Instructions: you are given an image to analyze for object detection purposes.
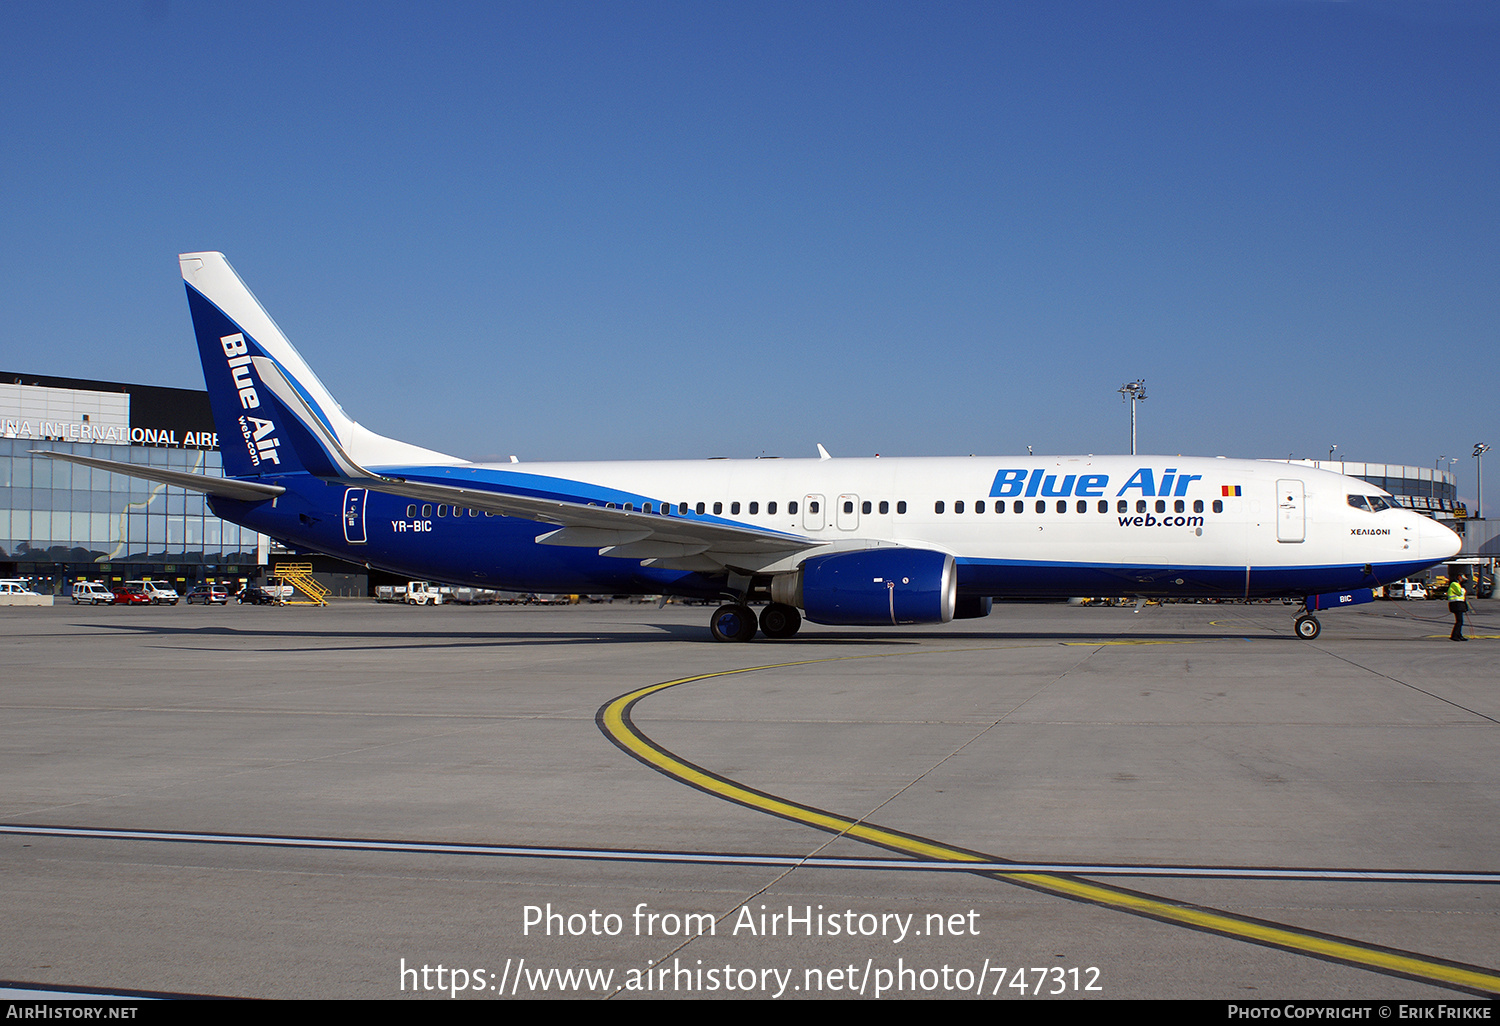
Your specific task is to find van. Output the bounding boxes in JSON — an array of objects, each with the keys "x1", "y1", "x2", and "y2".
[
  {"x1": 70, "y1": 581, "x2": 115, "y2": 605},
  {"x1": 125, "y1": 580, "x2": 180, "y2": 605}
]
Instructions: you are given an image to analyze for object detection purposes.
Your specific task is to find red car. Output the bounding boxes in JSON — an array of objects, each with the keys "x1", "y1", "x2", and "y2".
[{"x1": 111, "y1": 585, "x2": 154, "y2": 605}]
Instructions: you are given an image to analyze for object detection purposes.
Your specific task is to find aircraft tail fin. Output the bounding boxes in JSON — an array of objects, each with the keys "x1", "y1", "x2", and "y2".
[{"x1": 179, "y1": 252, "x2": 461, "y2": 478}]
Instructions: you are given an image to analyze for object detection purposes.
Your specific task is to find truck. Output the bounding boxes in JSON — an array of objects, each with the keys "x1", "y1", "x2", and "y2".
[{"x1": 403, "y1": 582, "x2": 448, "y2": 606}]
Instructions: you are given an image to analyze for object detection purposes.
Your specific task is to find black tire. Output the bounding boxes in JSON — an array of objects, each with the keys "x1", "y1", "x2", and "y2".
[
  {"x1": 758, "y1": 603, "x2": 802, "y2": 639},
  {"x1": 1295, "y1": 615, "x2": 1321, "y2": 640},
  {"x1": 710, "y1": 603, "x2": 757, "y2": 642}
]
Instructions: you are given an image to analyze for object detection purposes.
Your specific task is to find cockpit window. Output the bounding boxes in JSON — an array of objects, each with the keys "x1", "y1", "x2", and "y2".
[
  {"x1": 1367, "y1": 495, "x2": 1394, "y2": 511},
  {"x1": 1347, "y1": 495, "x2": 1370, "y2": 511}
]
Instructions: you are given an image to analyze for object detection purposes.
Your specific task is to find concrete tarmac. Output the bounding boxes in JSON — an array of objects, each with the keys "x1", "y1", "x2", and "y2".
[{"x1": 1, "y1": 597, "x2": 1496, "y2": 1000}]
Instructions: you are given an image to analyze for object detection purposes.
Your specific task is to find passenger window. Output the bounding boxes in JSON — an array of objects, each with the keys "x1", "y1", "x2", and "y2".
[
  {"x1": 896, "y1": 501, "x2": 906, "y2": 514},
  {"x1": 862, "y1": 500, "x2": 872, "y2": 514},
  {"x1": 1098, "y1": 500, "x2": 1108, "y2": 513},
  {"x1": 437, "y1": 504, "x2": 447, "y2": 517},
  {"x1": 1057, "y1": 500, "x2": 1067, "y2": 513},
  {"x1": 1036, "y1": 500, "x2": 1046, "y2": 513},
  {"x1": 767, "y1": 501, "x2": 777, "y2": 515},
  {"x1": 843, "y1": 500, "x2": 854, "y2": 514},
  {"x1": 406, "y1": 504, "x2": 416, "y2": 518},
  {"x1": 975, "y1": 500, "x2": 985, "y2": 514},
  {"x1": 1155, "y1": 500, "x2": 1166, "y2": 513},
  {"x1": 1013, "y1": 500, "x2": 1023, "y2": 513},
  {"x1": 1136, "y1": 500, "x2": 1147, "y2": 513},
  {"x1": 696, "y1": 502, "x2": 705, "y2": 514},
  {"x1": 954, "y1": 500, "x2": 964, "y2": 514},
  {"x1": 1077, "y1": 500, "x2": 1087, "y2": 513},
  {"x1": 749, "y1": 502, "x2": 758, "y2": 514},
  {"x1": 1118, "y1": 500, "x2": 1127, "y2": 513},
  {"x1": 810, "y1": 500, "x2": 820, "y2": 513},
  {"x1": 1212, "y1": 499, "x2": 1223, "y2": 513},
  {"x1": 1175, "y1": 500, "x2": 1185, "y2": 513},
  {"x1": 713, "y1": 502, "x2": 722, "y2": 515},
  {"x1": 1193, "y1": 500, "x2": 1203, "y2": 513},
  {"x1": 878, "y1": 501, "x2": 888, "y2": 514},
  {"x1": 935, "y1": 501, "x2": 945, "y2": 514},
  {"x1": 624, "y1": 503, "x2": 634, "y2": 511},
  {"x1": 731, "y1": 502, "x2": 741, "y2": 515},
  {"x1": 789, "y1": 501, "x2": 798, "y2": 514}
]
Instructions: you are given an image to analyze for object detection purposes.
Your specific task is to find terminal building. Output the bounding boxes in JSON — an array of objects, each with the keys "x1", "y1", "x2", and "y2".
[
  {"x1": 1276, "y1": 459, "x2": 1462, "y2": 516},
  {"x1": 3, "y1": 371, "x2": 1489, "y2": 595},
  {"x1": 1, "y1": 372, "x2": 270, "y2": 595}
]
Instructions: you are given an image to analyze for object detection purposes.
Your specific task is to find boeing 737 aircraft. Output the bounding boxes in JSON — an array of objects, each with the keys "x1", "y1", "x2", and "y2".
[{"x1": 41, "y1": 253, "x2": 1461, "y2": 641}]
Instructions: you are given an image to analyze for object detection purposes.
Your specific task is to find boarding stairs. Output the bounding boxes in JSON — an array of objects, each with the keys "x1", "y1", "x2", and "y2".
[{"x1": 272, "y1": 563, "x2": 329, "y2": 606}]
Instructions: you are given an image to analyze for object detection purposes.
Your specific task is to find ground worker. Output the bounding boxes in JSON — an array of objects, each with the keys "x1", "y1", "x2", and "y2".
[{"x1": 1448, "y1": 572, "x2": 1469, "y2": 641}]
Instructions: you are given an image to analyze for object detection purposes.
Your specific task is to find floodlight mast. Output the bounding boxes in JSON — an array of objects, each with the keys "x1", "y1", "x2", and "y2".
[
  {"x1": 1475, "y1": 443, "x2": 1490, "y2": 519},
  {"x1": 1118, "y1": 380, "x2": 1147, "y2": 456}
]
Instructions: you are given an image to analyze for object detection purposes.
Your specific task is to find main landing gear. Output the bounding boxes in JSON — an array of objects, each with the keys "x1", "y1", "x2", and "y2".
[{"x1": 710, "y1": 602, "x2": 802, "y2": 642}]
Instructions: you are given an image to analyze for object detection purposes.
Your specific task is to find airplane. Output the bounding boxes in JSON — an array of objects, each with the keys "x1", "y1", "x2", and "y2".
[{"x1": 40, "y1": 252, "x2": 1462, "y2": 642}]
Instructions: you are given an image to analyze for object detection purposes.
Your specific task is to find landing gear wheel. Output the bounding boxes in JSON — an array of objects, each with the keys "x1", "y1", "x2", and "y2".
[
  {"x1": 758, "y1": 603, "x2": 802, "y2": 639},
  {"x1": 1294, "y1": 614, "x2": 1321, "y2": 640},
  {"x1": 710, "y1": 603, "x2": 758, "y2": 642}
]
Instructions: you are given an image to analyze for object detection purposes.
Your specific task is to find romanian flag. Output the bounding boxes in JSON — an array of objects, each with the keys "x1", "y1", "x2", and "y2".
[{"x1": 1221, "y1": 485, "x2": 1241, "y2": 496}]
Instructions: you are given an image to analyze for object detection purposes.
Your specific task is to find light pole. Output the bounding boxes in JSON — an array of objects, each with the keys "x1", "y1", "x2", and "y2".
[
  {"x1": 1475, "y1": 444, "x2": 1490, "y2": 519},
  {"x1": 1118, "y1": 380, "x2": 1146, "y2": 456},
  {"x1": 1435, "y1": 456, "x2": 1445, "y2": 500}
]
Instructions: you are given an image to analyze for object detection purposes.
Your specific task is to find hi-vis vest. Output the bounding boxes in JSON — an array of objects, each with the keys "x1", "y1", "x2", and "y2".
[{"x1": 1448, "y1": 579, "x2": 1466, "y2": 602}]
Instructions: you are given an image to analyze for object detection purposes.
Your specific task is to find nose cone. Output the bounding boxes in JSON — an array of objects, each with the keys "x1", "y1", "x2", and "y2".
[{"x1": 1418, "y1": 515, "x2": 1462, "y2": 563}]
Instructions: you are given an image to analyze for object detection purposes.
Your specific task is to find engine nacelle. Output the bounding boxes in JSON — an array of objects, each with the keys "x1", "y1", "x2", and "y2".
[{"x1": 774, "y1": 548, "x2": 957, "y2": 626}]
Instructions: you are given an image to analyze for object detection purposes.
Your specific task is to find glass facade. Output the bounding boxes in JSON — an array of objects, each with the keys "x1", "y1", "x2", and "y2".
[{"x1": 0, "y1": 439, "x2": 265, "y2": 571}]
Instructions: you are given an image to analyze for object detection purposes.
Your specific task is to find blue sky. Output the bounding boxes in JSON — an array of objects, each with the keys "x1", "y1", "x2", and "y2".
[{"x1": 1, "y1": 2, "x2": 1495, "y2": 496}]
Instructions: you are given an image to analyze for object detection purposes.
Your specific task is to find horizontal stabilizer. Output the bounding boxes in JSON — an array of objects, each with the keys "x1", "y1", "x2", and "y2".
[{"x1": 34, "y1": 451, "x2": 285, "y2": 501}]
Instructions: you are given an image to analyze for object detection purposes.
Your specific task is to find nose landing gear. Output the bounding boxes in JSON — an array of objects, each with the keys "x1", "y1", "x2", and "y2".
[{"x1": 1294, "y1": 613, "x2": 1321, "y2": 640}]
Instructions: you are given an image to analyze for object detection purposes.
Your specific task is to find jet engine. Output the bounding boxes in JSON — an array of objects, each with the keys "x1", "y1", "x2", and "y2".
[{"x1": 772, "y1": 548, "x2": 957, "y2": 626}]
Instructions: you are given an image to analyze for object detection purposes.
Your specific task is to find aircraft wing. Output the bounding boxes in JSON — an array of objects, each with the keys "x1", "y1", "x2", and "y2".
[{"x1": 353, "y1": 471, "x2": 818, "y2": 563}]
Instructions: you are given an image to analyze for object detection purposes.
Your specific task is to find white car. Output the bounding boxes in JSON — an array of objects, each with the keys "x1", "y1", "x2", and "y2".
[{"x1": 0, "y1": 580, "x2": 54, "y2": 607}]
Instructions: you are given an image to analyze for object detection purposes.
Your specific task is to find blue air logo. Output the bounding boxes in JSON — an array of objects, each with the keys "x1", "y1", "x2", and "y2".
[
  {"x1": 221, "y1": 333, "x2": 260, "y2": 410},
  {"x1": 990, "y1": 467, "x2": 1204, "y2": 498},
  {"x1": 222, "y1": 333, "x2": 282, "y2": 468}
]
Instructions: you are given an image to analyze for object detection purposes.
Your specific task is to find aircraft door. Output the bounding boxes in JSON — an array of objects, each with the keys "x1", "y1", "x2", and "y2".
[
  {"x1": 1276, "y1": 479, "x2": 1304, "y2": 543},
  {"x1": 343, "y1": 487, "x2": 368, "y2": 544},
  {"x1": 803, "y1": 494, "x2": 826, "y2": 531},
  {"x1": 837, "y1": 494, "x2": 860, "y2": 531}
]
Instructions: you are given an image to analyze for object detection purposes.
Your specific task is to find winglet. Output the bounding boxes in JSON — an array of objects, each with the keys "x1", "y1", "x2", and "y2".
[{"x1": 817, "y1": 443, "x2": 832, "y2": 460}]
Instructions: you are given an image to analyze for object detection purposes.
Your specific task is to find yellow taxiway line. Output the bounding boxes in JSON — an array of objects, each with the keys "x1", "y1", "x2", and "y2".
[{"x1": 597, "y1": 650, "x2": 1500, "y2": 996}]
